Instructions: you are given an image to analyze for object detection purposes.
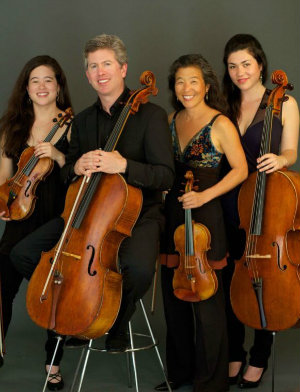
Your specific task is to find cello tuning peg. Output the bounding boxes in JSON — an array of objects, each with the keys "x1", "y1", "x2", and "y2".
[{"x1": 285, "y1": 83, "x2": 294, "y2": 91}]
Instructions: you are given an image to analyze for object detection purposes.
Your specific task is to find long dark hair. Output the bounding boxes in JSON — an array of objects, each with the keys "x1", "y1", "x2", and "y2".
[
  {"x1": 168, "y1": 54, "x2": 227, "y2": 114},
  {"x1": 222, "y1": 34, "x2": 268, "y2": 123},
  {"x1": 0, "y1": 55, "x2": 72, "y2": 157}
]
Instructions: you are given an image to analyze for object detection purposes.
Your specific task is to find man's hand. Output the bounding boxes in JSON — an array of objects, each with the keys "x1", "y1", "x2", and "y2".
[{"x1": 74, "y1": 150, "x2": 127, "y2": 177}]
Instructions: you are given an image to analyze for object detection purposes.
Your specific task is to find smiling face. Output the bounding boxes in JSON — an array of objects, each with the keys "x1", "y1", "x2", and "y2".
[
  {"x1": 227, "y1": 49, "x2": 262, "y2": 92},
  {"x1": 27, "y1": 65, "x2": 59, "y2": 107},
  {"x1": 174, "y1": 66, "x2": 209, "y2": 109},
  {"x1": 85, "y1": 48, "x2": 127, "y2": 102}
]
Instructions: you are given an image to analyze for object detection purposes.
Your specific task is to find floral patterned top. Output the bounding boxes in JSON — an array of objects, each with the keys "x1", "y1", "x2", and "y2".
[{"x1": 170, "y1": 113, "x2": 223, "y2": 168}]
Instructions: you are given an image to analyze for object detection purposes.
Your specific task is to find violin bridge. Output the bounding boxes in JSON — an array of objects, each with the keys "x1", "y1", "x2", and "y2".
[{"x1": 61, "y1": 251, "x2": 81, "y2": 260}]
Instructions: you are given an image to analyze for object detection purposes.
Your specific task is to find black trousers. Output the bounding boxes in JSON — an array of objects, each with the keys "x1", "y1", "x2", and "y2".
[
  {"x1": 10, "y1": 217, "x2": 65, "y2": 365},
  {"x1": 222, "y1": 256, "x2": 273, "y2": 368},
  {"x1": 161, "y1": 266, "x2": 228, "y2": 392},
  {"x1": 11, "y1": 216, "x2": 160, "y2": 341}
]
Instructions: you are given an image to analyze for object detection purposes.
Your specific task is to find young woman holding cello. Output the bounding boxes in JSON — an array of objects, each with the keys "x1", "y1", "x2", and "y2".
[
  {"x1": 0, "y1": 55, "x2": 72, "y2": 390},
  {"x1": 156, "y1": 54, "x2": 247, "y2": 392},
  {"x1": 221, "y1": 34, "x2": 299, "y2": 388}
]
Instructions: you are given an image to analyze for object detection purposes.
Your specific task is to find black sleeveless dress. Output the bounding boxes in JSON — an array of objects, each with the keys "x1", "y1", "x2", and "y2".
[
  {"x1": 221, "y1": 89, "x2": 283, "y2": 367},
  {"x1": 160, "y1": 113, "x2": 229, "y2": 392},
  {"x1": 161, "y1": 112, "x2": 227, "y2": 263}
]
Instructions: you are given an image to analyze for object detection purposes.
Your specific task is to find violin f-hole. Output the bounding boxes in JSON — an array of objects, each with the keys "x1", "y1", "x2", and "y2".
[
  {"x1": 25, "y1": 180, "x2": 31, "y2": 197},
  {"x1": 87, "y1": 245, "x2": 97, "y2": 276},
  {"x1": 272, "y1": 241, "x2": 287, "y2": 271}
]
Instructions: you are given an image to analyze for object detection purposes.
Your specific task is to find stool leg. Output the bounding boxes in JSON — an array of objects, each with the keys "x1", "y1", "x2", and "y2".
[
  {"x1": 271, "y1": 331, "x2": 276, "y2": 392},
  {"x1": 126, "y1": 350, "x2": 133, "y2": 388},
  {"x1": 128, "y1": 321, "x2": 139, "y2": 391},
  {"x1": 69, "y1": 339, "x2": 93, "y2": 392},
  {"x1": 139, "y1": 299, "x2": 172, "y2": 392},
  {"x1": 42, "y1": 336, "x2": 63, "y2": 392}
]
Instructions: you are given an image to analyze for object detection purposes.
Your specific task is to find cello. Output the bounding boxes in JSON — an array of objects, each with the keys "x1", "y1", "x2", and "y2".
[
  {"x1": 0, "y1": 108, "x2": 73, "y2": 220},
  {"x1": 26, "y1": 71, "x2": 157, "y2": 339},
  {"x1": 230, "y1": 70, "x2": 300, "y2": 331},
  {"x1": 173, "y1": 170, "x2": 218, "y2": 302}
]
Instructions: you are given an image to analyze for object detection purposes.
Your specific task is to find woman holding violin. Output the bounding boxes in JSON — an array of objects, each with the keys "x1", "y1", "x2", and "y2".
[
  {"x1": 221, "y1": 34, "x2": 299, "y2": 388},
  {"x1": 156, "y1": 54, "x2": 247, "y2": 392},
  {"x1": 0, "y1": 55, "x2": 72, "y2": 390}
]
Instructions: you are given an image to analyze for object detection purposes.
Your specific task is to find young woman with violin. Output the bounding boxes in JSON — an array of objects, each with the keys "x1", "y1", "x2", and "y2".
[
  {"x1": 0, "y1": 55, "x2": 72, "y2": 390},
  {"x1": 156, "y1": 54, "x2": 247, "y2": 392},
  {"x1": 221, "y1": 34, "x2": 299, "y2": 389}
]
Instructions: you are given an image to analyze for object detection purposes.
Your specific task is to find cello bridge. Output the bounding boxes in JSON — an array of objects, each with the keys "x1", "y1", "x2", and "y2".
[
  {"x1": 61, "y1": 251, "x2": 81, "y2": 260},
  {"x1": 247, "y1": 254, "x2": 271, "y2": 259}
]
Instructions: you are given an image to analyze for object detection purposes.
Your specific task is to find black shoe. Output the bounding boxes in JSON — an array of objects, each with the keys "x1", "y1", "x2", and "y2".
[
  {"x1": 45, "y1": 370, "x2": 64, "y2": 391},
  {"x1": 154, "y1": 380, "x2": 181, "y2": 391},
  {"x1": 238, "y1": 368, "x2": 266, "y2": 389},
  {"x1": 0, "y1": 356, "x2": 3, "y2": 368},
  {"x1": 65, "y1": 337, "x2": 89, "y2": 348},
  {"x1": 105, "y1": 332, "x2": 130, "y2": 353},
  {"x1": 229, "y1": 360, "x2": 246, "y2": 385}
]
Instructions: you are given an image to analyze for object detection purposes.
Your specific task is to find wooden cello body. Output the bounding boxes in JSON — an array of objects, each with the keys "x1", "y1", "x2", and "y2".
[
  {"x1": 231, "y1": 169, "x2": 300, "y2": 330},
  {"x1": 230, "y1": 70, "x2": 300, "y2": 331},
  {"x1": 26, "y1": 173, "x2": 142, "y2": 338},
  {"x1": 26, "y1": 71, "x2": 157, "y2": 339},
  {"x1": 173, "y1": 171, "x2": 218, "y2": 302},
  {"x1": 0, "y1": 108, "x2": 72, "y2": 220}
]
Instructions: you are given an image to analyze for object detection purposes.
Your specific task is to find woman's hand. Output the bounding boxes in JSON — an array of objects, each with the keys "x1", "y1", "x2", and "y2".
[
  {"x1": 0, "y1": 211, "x2": 11, "y2": 221},
  {"x1": 34, "y1": 142, "x2": 65, "y2": 167},
  {"x1": 257, "y1": 153, "x2": 287, "y2": 173},
  {"x1": 178, "y1": 191, "x2": 209, "y2": 209}
]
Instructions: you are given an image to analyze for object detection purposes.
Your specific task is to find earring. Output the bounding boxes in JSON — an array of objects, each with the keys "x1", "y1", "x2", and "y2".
[
  {"x1": 260, "y1": 73, "x2": 263, "y2": 83},
  {"x1": 28, "y1": 96, "x2": 32, "y2": 104},
  {"x1": 205, "y1": 92, "x2": 208, "y2": 101},
  {"x1": 56, "y1": 91, "x2": 60, "y2": 103}
]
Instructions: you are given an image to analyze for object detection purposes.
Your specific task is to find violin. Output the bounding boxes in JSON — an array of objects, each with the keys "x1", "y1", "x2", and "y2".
[
  {"x1": 173, "y1": 170, "x2": 218, "y2": 302},
  {"x1": 0, "y1": 108, "x2": 73, "y2": 220},
  {"x1": 26, "y1": 72, "x2": 158, "y2": 339},
  {"x1": 230, "y1": 70, "x2": 300, "y2": 331}
]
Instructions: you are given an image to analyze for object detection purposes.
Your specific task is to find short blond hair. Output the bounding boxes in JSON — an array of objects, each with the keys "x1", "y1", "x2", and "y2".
[{"x1": 84, "y1": 34, "x2": 128, "y2": 69}]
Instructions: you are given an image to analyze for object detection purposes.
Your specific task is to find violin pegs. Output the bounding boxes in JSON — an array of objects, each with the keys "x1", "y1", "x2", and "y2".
[
  {"x1": 53, "y1": 118, "x2": 58, "y2": 122},
  {"x1": 58, "y1": 113, "x2": 63, "y2": 117}
]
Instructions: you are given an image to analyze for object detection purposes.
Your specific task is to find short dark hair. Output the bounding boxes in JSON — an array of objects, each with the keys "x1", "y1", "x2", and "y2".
[{"x1": 168, "y1": 54, "x2": 227, "y2": 114}]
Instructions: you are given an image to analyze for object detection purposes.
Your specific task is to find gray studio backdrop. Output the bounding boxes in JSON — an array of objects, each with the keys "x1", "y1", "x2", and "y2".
[{"x1": 0, "y1": 0, "x2": 299, "y2": 347}]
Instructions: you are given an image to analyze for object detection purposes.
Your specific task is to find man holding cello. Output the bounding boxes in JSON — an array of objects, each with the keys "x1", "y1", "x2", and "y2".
[{"x1": 59, "y1": 33, "x2": 174, "y2": 351}]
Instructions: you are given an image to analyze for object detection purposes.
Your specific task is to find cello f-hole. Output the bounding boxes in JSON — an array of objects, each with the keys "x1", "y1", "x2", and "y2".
[
  {"x1": 87, "y1": 244, "x2": 97, "y2": 276},
  {"x1": 272, "y1": 241, "x2": 287, "y2": 271}
]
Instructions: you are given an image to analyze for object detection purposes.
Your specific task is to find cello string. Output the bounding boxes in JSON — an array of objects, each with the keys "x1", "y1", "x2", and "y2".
[
  {"x1": 251, "y1": 107, "x2": 273, "y2": 280},
  {"x1": 245, "y1": 105, "x2": 272, "y2": 281}
]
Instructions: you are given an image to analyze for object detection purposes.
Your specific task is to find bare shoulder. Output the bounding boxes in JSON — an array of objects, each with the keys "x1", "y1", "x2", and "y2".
[
  {"x1": 282, "y1": 95, "x2": 299, "y2": 125},
  {"x1": 213, "y1": 114, "x2": 237, "y2": 135},
  {"x1": 283, "y1": 95, "x2": 299, "y2": 111},
  {"x1": 168, "y1": 111, "x2": 176, "y2": 125}
]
